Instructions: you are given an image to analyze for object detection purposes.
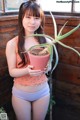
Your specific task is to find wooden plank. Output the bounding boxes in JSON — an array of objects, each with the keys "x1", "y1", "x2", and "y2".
[{"x1": 54, "y1": 63, "x2": 80, "y2": 85}]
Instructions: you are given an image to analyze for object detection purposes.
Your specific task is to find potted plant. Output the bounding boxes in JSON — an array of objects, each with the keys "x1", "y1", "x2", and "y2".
[
  {"x1": 0, "y1": 107, "x2": 9, "y2": 120},
  {"x1": 27, "y1": 43, "x2": 53, "y2": 70},
  {"x1": 25, "y1": 12, "x2": 80, "y2": 72}
]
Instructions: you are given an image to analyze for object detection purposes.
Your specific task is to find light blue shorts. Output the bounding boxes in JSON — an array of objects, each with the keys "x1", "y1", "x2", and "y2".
[{"x1": 12, "y1": 84, "x2": 50, "y2": 102}]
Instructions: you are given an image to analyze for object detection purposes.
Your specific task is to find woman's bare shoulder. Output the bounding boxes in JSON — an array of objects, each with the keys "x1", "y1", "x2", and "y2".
[{"x1": 6, "y1": 36, "x2": 18, "y2": 48}]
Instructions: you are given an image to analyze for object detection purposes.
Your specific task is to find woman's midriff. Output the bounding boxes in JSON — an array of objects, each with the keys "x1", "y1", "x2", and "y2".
[{"x1": 13, "y1": 82, "x2": 48, "y2": 93}]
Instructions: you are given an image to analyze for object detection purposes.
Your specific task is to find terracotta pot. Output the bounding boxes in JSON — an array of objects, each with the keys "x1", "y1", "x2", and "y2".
[{"x1": 28, "y1": 51, "x2": 50, "y2": 70}]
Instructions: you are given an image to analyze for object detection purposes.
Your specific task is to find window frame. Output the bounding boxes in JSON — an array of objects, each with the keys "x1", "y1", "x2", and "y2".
[
  {"x1": 0, "y1": 0, "x2": 5, "y2": 13},
  {"x1": 0, "y1": 0, "x2": 80, "y2": 16}
]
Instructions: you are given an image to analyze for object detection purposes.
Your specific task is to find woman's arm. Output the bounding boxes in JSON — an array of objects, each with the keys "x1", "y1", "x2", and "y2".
[
  {"x1": 5, "y1": 38, "x2": 43, "y2": 77},
  {"x1": 5, "y1": 38, "x2": 29, "y2": 77}
]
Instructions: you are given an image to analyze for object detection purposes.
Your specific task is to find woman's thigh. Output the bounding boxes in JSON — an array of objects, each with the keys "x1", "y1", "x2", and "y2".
[
  {"x1": 32, "y1": 94, "x2": 50, "y2": 120},
  {"x1": 12, "y1": 95, "x2": 31, "y2": 120}
]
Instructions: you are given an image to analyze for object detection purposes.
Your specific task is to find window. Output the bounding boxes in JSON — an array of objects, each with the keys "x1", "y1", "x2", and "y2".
[
  {"x1": 0, "y1": 0, "x2": 80, "y2": 14},
  {"x1": 0, "y1": 0, "x2": 24, "y2": 13},
  {"x1": 38, "y1": 0, "x2": 80, "y2": 13},
  {"x1": 5, "y1": 0, "x2": 23, "y2": 11},
  {"x1": 74, "y1": 0, "x2": 80, "y2": 12},
  {"x1": 38, "y1": 0, "x2": 71, "y2": 12}
]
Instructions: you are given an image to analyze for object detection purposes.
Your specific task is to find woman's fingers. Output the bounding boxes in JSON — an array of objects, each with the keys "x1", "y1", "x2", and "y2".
[
  {"x1": 27, "y1": 65, "x2": 46, "y2": 76},
  {"x1": 29, "y1": 70, "x2": 44, "y2": 76},
  {"x1": 27, "y1": 65, "x2": 34, "y2": 69}
]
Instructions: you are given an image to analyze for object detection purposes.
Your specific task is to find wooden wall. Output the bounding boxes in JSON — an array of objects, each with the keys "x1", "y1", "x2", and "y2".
[
  {"x1": 0, "y1": 15, "x2": 18, "y2": 117},
  {"x1": 45, "y1": 16, "x2": 80, "y2": 120},
  {"x1": 0, "y1": 14, "x2": 80, "y2": 120}
]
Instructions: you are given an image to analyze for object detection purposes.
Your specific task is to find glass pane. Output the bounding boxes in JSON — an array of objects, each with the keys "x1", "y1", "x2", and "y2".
[
  {"x1": 38, "y1": 0, "x2": 72, "y2": 12},
  {"x1": 74, "y1": 0, "x2": 80, "y2": 13},
  {"x1": 5, "y1": 0, "x2": 24, "y2": 11}
]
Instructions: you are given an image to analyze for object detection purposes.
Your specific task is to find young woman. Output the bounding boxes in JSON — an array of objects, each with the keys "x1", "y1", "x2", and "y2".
[{"x1": 6, "y1": 0, "x2": 51, "y2": 120}]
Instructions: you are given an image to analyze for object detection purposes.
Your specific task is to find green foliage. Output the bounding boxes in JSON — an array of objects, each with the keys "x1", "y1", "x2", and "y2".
[
  {"x1": 25, "y1": 12, "x2": 80, "y2": 72},
  {"x1": 47, "y1": 96, "x2": 56, "y2": 113},
  {"x1": 0, "y1": 107, "x2": 6, "y2": 113}
]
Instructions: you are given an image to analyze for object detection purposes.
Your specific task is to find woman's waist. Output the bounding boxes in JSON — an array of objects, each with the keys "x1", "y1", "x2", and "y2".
[
  {"x1": 13, "y1": 82, "x2": 48, "y2": 93},
  {"x1": 14, "y1": 74, "x2": 47, "y2": 81},
  {"x1": 14, "y1": 74, "x2": 48, "y2": 86}
]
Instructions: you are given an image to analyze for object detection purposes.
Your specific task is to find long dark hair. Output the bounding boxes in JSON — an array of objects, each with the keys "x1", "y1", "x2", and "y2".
[{"x1": 18, "y1": 0, "x2": 46, "y2": 66}]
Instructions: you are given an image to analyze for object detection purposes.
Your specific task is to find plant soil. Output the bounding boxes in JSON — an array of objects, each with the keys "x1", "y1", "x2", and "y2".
[{"x1": 30, "y1": 48, "x2": 49, "y2": 56}]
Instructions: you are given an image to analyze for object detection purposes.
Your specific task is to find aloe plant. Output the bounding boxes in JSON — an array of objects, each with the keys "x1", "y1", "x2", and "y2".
[{"x1": 25, "y1": 12, "x2": 80, "y2": 72}]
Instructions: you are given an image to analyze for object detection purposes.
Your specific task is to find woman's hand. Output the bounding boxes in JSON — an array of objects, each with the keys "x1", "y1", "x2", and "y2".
[
  {"x1": 44, "y1": 63, "x2": 52, "y2": 73},
  {"x1": 27, "y1": 65, "x2": 45, "y2": 76}
]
